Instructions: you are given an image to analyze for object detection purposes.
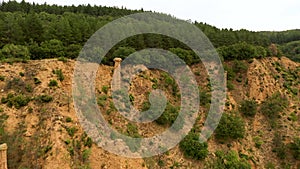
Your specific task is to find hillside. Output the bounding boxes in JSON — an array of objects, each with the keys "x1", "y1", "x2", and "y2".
[{"x1": 0, "y1": 57, "x2": 299, "y2": 169}]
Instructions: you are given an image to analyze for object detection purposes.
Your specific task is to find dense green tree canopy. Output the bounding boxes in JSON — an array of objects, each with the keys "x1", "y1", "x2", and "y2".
[{"x1": 0, "y1": 1, "x2": 299, "y2": 63}]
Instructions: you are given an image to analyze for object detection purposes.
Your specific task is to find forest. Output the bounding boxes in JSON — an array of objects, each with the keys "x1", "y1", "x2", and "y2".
[{"x1": 0, "y1": 0, "x2": 300, "y2": 64}]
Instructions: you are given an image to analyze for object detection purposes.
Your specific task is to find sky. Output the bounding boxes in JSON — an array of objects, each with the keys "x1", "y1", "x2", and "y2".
[{"x1": 12, "y1": 0, "x2": 300, "y2": 31}]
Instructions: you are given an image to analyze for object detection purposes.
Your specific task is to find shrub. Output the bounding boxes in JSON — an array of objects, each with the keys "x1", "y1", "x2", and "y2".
[
  {"x1": 290, "y1": 137, "x2": 300, "y2": 160},
  {"x1": 199, "y1": 90, "x2": 211, "y2": 106},
  {"x1": 48, "y1": 80, "x2": 58, "y2": 87},
  {"x1": 227, "y1": 81, "x2": 234, "y2": 91},
  {"x1": 215, "y1": 112, "x2": 245, "y2": 140},
  {"x1": 66, "y1": 117, "x2": 72, "y2": 123},
  {"x1": 1, "y1": 93, "x2": 30, "y2": 109},
  {"x1": 224, "y1": 65, "x2": 236, "y2": 81},
  {"x1": 101, "y1": 86, "x2": 109, "y2": 94},
  {"x1": 40, "y1": 39, "x2": 65, "y2": 58},
  {"x1": 34, "y1": 77, "x2": 41, "y2": 84},
  {"x1": 25, "y1": 84, "x2": 33, "y2": 93},
  {"x1": 57, "y1": 57, "x2": 68, "y2": 63},
  {"x1": 272, "y1": 133, "x2": 286, "y2": 159},
  {"x1": 232, "y1": 60, "x2": 248, "y2": 73},
  {"x1": 179, "y1": 132, "x2": 208, "y2": 160},
  {"x1": 19, "y1": 72, "x2": 24, "y2": 77},
  {"x1": 125, "y1": 123, "x2": 140, "y2": 138},
  {"x1": 0, "y1": 44, "x2": 30, "y2": 60},
  {"x1": 97, "y1": 95, "x2": 107, "y2": 107},
  {"x1": 84, "y1": 137, "x2": 93, "y2": 148},
  {"x1": 261, "y1": 92, "x2": 289, "y2": 120},
  {"x1": 155, "y1": 103, "x2": 179, "y2": 126},
  {"x1": 53, "y1": 69, "x2": 64, "y2": 81},
  {"x1": 82, "y1": 149, "x2": 91, "y2": 162},
  {"x1": 36, "y1": 95, "x2": 53, "y2": 103},
  {"x1": 0, "y1": 76, "x2": 5, "y2": 81},
  {"x1": 129, "y1": 94, "x2": 134, "y2": 102},
  {"x1": 66, "y1": 127, "x2": 77, "y2": 137},
  {"x1": 239, "y1": 100, "x2": 258, "y2": 117},
  {"x1": 206, "y1": 150, "x2": 251, "y2": 169},
  {"x1": 265, "y1": 162, "x2": 275, "y2": 169},
  {"x1": 217, "y1": 42, "x2": 267, "y2": 60},
  {"x1": 253, "y1": 136, "x2": 263, "y2": 148}
]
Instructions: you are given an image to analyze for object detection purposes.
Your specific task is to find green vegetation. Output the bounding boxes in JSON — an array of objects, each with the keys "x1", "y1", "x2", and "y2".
[
  {"x1": 66, "y1": 117, "x2": 72, "y2": 123},
  {"x1": 260, "y1": 92, "x2": 289, "y2": 121},
  {"x1": 253, "y1": 136, "x2": 264, "y2": 148},
  {"x1": 101, "y1": 86, "x2": 109, "y2": 94},
  {"x1": 206, "y1": 150, "x2": 251, "y2": 169},
  {"x1": 0, "y1": 75, "x2": 5, "y2": 81},
  {"x1": 272, "y1": 133, "x2": 286, "y2": 159},
  {"x1": 280, "y1": 40, "x2": 300, "y2": 62},
  {"x1": 125, "y1": 123, "x2": 140, "y2": 138},
  {"x1": 290, "y1": 137, "x2": 300, "y2": 160},
  {"x1": 239, "y1": 99, "x2": 258, "y2": 117},
  {"x1": 66, "y1": 127, "x2": 77, "y2": 137},
  {"x1": 155, "y1": 102, "x2": 179, "y2": 126},
  {"x1": 0, "y1": 44, "x2": 30, "y2": 61},
  {"x1": 97, "y1": 94, "x2": 107, "y2": 107},
  {"x1": 179, "y1": 132, "x2": 208, "y2": 160},
  {"x1": 0, "y1": 1, "x2": 299, "y2": 64},
  {"x1": 218, "y1": 42, "x2": 267, "y2": 60},
  {"x1": 199, "y1": 89, "x2": 211, "y2": 106},
  {"x1": 33, "y1": 77, "x2": 41, "y2": 84},
  {"x1": 53, "y1": 69, "x2": 64, "y2": 81},
  {"x1": 36, "y1": 95, "x2": 53, "y2": 103},
  {"x1": 25, "y1": 84, "x2": 33, "y2": 93},
  {"x1": 1, "y1": 93, "x2": 30, "y2": 109},
  {"x1": 19, "y1": 72, "x2": 24, "y2": 77},
  {"x1": 215, "y1": 112, "x2": 245, "y2": 140},
  {"x1": 48, "y1": 79, "x2": 58, "y2": 87}
]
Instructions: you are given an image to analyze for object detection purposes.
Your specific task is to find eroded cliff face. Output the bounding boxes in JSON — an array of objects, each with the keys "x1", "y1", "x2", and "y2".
[{"x1": 0, "y1": 57, "x2": 299, "y2": 168}]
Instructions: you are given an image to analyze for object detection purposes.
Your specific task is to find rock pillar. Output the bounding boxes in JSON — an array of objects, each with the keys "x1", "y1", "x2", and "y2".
[
  {"x1": 0, "y1": 144, "x2": 7, "y2": 169},
  {"x1": 113, "y1": 58, "x2": 122, "y2": 90}
]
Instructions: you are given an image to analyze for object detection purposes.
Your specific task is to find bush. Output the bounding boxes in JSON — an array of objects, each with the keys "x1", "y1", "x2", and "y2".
[
  {"x1": 290, "y1": 137, "x2": 300, "y2": 160},
  {"x1": 272, "y1": 133, "x2": 286, "y2": 159},
  {"x1": 84, "y1": 137, "x2": 93, "y2": 148},
  {"x1": 217, "y1": 42, "x2": 267, "y2": 60},
  {"x1": 1, "y1": 93, "x2": 30, "y2": 109},
  {"x1": 82, "y1": 149, "x2": 91, "y2": 162},
  {"x1": 65, "y1": 44, "x2": 81, "y2": 59},
  {"x1": 239, "y1": 100, "x2": 258, "y2": 117},
  {"x1": 206, "y1": 150, "x2": 251, "y2": 169},
  {"x1": 36, "y1": 95, "x2": 53, "y2": 103},
  {"x1": 261, "y1": 92, "x2": 289, "y2": 120},
  {"x1": 0, "y1": 44, "x2": 30, "y2": 60},
  {"x1": 57, "y1": 57, "x2": 68, "y2": 63},
  {"x1": 53, "y1": 69, "x2": 64, "y2": 81},
  {"x1": 125, "y1": 123, "x2": 140, "y2": 138},
  {"x1": 25, "y1": 84, "x2": 33, "y2": 93},
  {"x1": 179, "y1": 132, "x2": 208, "y2": 160},
  {"x1": 66, "y1": 117, "x2": 72, "y2": 123},
  {"x1": 0, "y1": 76, "x2": 5, "y2": 81},
  {"x1": 215, "y1": 112, "x2": 245, "y2": 140},
  {"x1": 155, "y1": 103, "x2": 179, "y2": 126},
  {"x1": 19, "y1": 72, "x2": 24, "y2": 77},
  {"x1": 253, "y1": 136, "x2": 263, "y2": 148},
  {"x1": 102, "y1": 86, "x2": 109, "y2": 94},
  {"x1": 34, "y1": 77, "x2": 41, "y2": 84},
  {"x1": 227, "y1": 81, "x2": 234, "y2": 91},
  {"x1": 48, "y1": 80, "x2": 58, "y2": 87},
  {"x1": 66, "y1": 127, "x2": 77, "y2": 137},
  {"x1": 40, "y1": 39, "x2": 65, "y2": 58},
  {"x1": 199, "y1": 90, "x2": 211, "y2": 106},
  {"x1": 232, "y1": 60, "x2": 248, "y2": 73}
]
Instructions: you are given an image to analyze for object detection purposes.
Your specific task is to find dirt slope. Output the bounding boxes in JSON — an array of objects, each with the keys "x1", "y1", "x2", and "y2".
[{"x1": 0, "y1": 57, "x2": 299, "y2": 169}]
